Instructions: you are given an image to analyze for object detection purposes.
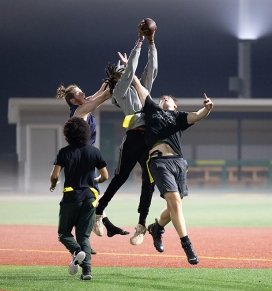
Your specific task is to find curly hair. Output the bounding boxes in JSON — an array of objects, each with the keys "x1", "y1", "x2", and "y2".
[
  {"x1": 63, "y1": 117, "x2": 91, "y2": 147},
  {"x1": 56, "y1": 84, "x2": 78, "y2": 106},
  {"x1": 103, "y1": 62, "x2": 125, "y2": 94}
]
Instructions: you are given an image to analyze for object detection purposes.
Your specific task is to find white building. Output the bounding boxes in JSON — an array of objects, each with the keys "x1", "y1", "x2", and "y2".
[{"x1": 8, "y1": 98, "x2": 272, "y2": 192}]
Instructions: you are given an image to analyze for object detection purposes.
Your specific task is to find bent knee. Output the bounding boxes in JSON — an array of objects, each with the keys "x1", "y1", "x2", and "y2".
[{"x1": 165, "y1": 191, "x2": 182, "y2": 207}]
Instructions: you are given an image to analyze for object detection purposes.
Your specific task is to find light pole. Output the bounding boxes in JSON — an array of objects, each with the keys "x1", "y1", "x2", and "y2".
[
  {"x1": 229, "y1": 0, "x2": 254, "y2": 98},
  {"x1": 229, "y1": 39, "x2": 253, "y2": 98},
  {"x1": 238, "y1": 39, "x2": 252, "y2": 98}
]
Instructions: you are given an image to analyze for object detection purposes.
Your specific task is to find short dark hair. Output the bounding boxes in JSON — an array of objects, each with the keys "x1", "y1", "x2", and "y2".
[{"x1": 63, "y1": 117, "x2": 90, "y2": 147}]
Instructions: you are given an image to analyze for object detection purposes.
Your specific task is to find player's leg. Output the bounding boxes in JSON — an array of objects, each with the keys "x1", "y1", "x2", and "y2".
[
  {"x1": 145, "y1": 157, "x2": 172, "y2": 252},
  {"x1": 166, "y1": 157, "x2": 199, "y2": 265},
  {"x1": 94, "y1": 131, "x2": 140, "y2": 237},
  {"x1": 164, "y1": 192, "x2": 187, "y2": 237},
  {"x1": 164, "y1": 191, "x2": 199, "y2": 265},
  {"x1": 130, "y1": 142, "x2": 155, "y2": 245},
  {"x1": 75, "y1": 197, "x2": 96, "y2": 280},
  {"x1": 58, "y1": 202, "x2": 86, "y2": 275}
]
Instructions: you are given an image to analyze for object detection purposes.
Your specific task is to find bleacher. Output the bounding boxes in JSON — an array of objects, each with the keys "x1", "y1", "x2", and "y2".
[
  {"x1": 132, "y1": 160, "x2": 272, "y2": 187},
  {"x1": 188, "y1": 160, "x2": 272, "y2": 187}
]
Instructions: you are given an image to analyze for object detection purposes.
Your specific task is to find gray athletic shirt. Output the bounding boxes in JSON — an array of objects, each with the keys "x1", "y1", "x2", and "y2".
[{"x1": 112, "y1": 43, "x2": 158, "y2": 130}]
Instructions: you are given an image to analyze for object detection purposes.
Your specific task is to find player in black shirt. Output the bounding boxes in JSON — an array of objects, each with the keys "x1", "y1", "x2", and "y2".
[
  {"x1": 132, "y1": 76, "x2": 214, "y2": 265},
  {"x1": 56, "y1": 84, "x2": 129, "y2": 242},
  {"x1": 50, "y1": 117, "x2": 109, "y2": 280}
]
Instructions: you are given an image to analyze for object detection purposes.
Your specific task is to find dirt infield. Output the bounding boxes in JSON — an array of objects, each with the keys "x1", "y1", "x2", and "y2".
[{"x1": 0, "y1": 225, "x2": 271, "y2": 268}]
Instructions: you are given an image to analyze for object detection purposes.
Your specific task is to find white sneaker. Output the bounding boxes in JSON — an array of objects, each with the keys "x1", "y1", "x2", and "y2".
[
  {"x1": 68, "y1": 251, "x2": 86, "y2": 275},
  {"x1": 92, "y1": 215, "x2": 104, "y2": 236},
  {"x1": 130, "y1": 224, "x2": 146, "y2": 245}
]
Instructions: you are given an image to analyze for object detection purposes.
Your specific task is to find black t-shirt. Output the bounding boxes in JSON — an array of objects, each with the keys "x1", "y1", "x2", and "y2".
[
  {"x1": 143, "y1": 95, "x2": 192, "y2": 156},
  {"x1": 54, "y1": 144, "x2": 106, "y2": 190}
]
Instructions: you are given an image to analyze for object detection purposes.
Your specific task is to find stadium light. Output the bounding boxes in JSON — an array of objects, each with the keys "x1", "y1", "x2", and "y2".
[{"x1": 238, "y1": 0, "x2": 257, "y2": 40}]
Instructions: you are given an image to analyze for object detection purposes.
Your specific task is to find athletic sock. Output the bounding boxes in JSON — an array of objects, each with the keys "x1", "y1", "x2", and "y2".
[
  {"x1": 102, "y1": 217, "x2": 129, "y2": 237},
  {"x1": 156, "y1": 220, "x2": 165, "y2": 230},
  {"x1": 102, "y1": 217, "x2": 117, "y2": 229},
  {"x1": 180, "y1": 235, "x2": 190, "y2": 244}
]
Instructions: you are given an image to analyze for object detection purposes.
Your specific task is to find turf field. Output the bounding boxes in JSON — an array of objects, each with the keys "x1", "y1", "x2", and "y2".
[{"x1": 0, "y1": 187, "x2": 271, "y2": 290}]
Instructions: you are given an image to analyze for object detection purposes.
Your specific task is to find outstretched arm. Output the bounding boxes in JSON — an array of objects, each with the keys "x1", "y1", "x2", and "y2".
[
  {"x1": 85, "y1": 82, "x2": 108, "y2": 101},
  {"x1": 73, "y1": 87, "x2": 111, "y2": 118},
  {"x1": 187, "y1": 93, "x2": 214, "y2": 124},
  {"x1": 140, "y1": 29, "x2": 158, "y2": 92},
  {"x1": 132, "y1": 75, "x2": 149, "y2": 106},
  {"x1": 112, "y1": 37, "x2": 143, "y2": 102}
]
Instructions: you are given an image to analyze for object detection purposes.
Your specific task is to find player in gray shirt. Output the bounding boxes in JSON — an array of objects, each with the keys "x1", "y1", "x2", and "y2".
[{"x1": 94, "y1": 20, "x2": 157, "y2": 246}]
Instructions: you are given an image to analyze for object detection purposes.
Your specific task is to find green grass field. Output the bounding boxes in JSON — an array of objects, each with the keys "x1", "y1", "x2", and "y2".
[
  {"x1": 0, "y1": 266, "x2": 271, "y2": 291},
  {"x1": 0, "y1": 189, "x2": 271, "y2": 227},
  {"x1": 0, "y1": 189, "x2": 272, "y2": 290}
]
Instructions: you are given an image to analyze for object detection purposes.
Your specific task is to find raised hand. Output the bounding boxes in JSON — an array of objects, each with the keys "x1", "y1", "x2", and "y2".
[
  {"x1": 117, "y1": 52, "x2": 128, "y2": 66},
  {"x1": 203, "y1": 93, "x2": 214, "y2": 110}
]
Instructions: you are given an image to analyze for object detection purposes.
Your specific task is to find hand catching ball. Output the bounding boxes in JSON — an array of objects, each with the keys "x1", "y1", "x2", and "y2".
[{"x1": 139, "y1": 18, "x2": 157, "y2": 37}]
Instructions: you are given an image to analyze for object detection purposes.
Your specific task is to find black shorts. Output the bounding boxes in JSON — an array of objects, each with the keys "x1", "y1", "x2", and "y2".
[{"x1": 149, "y1": 156, "x2": 189, "y2": 198}]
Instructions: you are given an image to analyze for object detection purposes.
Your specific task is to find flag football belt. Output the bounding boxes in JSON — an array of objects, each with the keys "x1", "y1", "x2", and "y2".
[
  {"x1": 147, "y1": 150, "x2": 181, "y2": 183},
  {"x1": 122, "y1": 110, "x2": 143, "y2": 128},
  {"x1": 63, "y1": 187, "x2": 99, "y2": 207}
]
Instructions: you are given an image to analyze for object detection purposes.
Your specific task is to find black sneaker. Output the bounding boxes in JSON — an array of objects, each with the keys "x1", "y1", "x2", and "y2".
[
  {"x1": 181, "y1": 241, "x2": 199, "y2": 265},
  {"x1": 80, "y1": 268, "x2": 92, "y2": 280},
  {"x1": 147, "y1": 219, "x2": 165, "y2": 252},
  {"x1": 80, "y1": 273, "x2": 92, "y2": 280}
]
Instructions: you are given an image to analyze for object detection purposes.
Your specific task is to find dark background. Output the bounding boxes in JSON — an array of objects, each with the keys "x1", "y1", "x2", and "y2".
[{"x1": 1, "y1": 0, "x2": 271, "y2": 156}]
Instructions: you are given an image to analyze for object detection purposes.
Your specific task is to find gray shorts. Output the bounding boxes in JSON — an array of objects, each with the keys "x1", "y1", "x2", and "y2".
[{"x1": 148, "y1": 156, "x2": 189, "y2": 198}]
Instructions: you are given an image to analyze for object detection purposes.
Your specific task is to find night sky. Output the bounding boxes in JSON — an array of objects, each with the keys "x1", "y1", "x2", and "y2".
[{"x1": 1, "y1": 0, "x2": 272, "y2": 155}]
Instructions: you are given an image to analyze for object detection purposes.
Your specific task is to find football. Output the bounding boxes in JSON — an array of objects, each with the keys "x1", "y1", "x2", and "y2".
[{"x1": 140, "y1": 18, "x2": 157, "y2": 35}]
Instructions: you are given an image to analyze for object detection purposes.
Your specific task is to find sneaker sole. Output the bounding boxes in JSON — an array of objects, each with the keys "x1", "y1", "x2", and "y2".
[
  {"x1": 130, "y1": 236, "x2": 144, "y2": 245},
  {"x1": 81, "y1": 274, "x2": 92, "y2": 280},
  {"x1": 68, "y1": 264, "x2": 78, "y2": 275},
  {"x1": 68, "y1": 251, "x2": 86, "y2": 275},
  {"x1": 188, "y1": 258, "x2": 199, "y2": 265},
  {"x1": 76, "y1": 251, "x2": 86, "y2": 264}
]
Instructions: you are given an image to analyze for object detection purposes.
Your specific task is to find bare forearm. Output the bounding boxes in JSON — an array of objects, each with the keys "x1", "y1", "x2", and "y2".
[
  {"x1": 94, "y1": 167, "x2": 109, "y2": 184},
  {"x1": 86, "y1": 83, "x2": 107, "y2": 101},
  {"x1": 188, "y1": 107, "x2": 211, "y2": 124},
  {"x1": 75, "y1": 89, "x2": 111, "y2": 116},
  {"x1": 187, "y1": 94, "x2": 214, "y2": 124},
  {"x1": 94, "y1": 175, "x2": 107, "y2": 184}
]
